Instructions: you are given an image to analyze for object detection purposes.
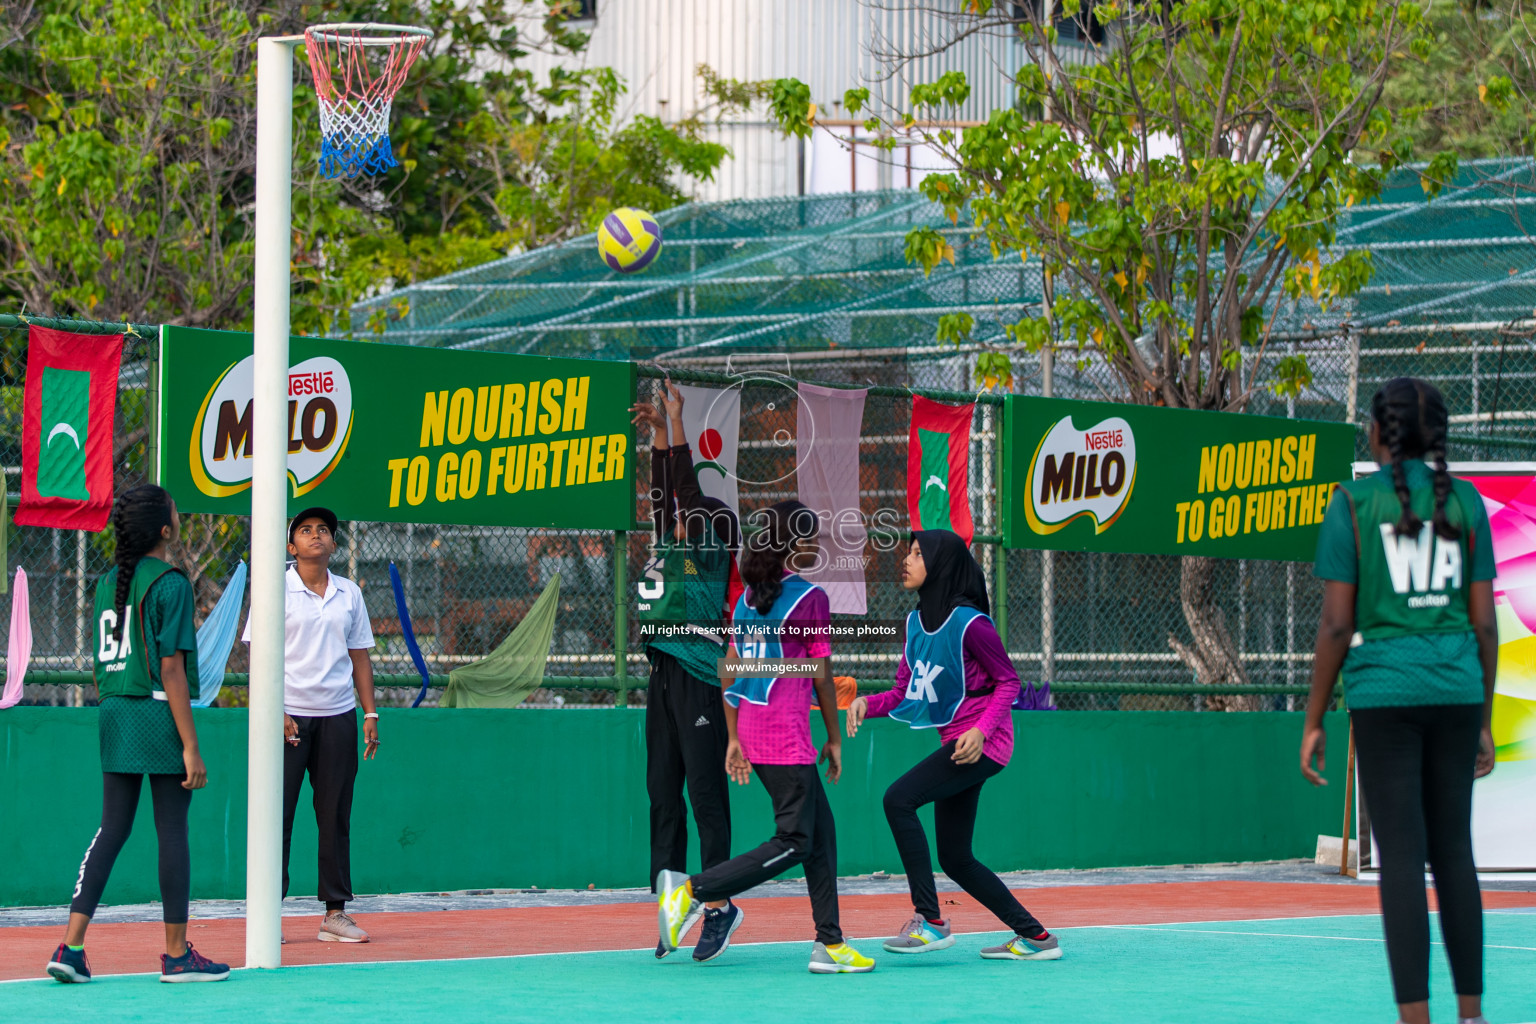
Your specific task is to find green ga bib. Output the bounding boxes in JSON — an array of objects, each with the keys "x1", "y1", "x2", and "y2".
[{"x1": 93, "y1": 557, "x2": 196, "y2": 700}]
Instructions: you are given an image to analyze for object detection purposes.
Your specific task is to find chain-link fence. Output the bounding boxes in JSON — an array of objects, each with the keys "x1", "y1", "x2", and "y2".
[{"x1": 7, "y1": 311, "x2": 1529, "y2": 710}]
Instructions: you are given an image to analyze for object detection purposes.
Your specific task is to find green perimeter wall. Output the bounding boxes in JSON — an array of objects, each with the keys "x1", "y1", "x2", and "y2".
[{"x1": 0, "y1": 708, "x2": 1349, "y2": 908}]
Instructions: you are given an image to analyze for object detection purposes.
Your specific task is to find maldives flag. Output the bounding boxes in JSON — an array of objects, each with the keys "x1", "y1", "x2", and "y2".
[
  {"x1": 14, "y1": 326, "x2": 123, "y2": 532},
  {"x1": 908, "y1": 395, "x2": 975, "y2": 544}
]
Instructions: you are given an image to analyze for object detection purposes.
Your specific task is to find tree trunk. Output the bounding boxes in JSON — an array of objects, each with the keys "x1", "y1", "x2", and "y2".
[{"x1": 1167, "y1": 555, "x2": 1256, "y2": 710}]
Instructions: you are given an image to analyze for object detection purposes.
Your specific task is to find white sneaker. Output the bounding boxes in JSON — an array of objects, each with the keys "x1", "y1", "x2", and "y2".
[
  {"x1": 980, "y1": 932, "x2": 1061, "y2": 960},
  {"x1": 318, "y1": 912, "x2": 369, "y2": 943},
  {"x1": 656, "y1": 870, "x2": 694, "y2": 952}
]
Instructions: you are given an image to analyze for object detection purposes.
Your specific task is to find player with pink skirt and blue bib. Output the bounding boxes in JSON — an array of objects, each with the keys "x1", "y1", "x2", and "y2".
[{"x1": 655, "y1": 501, "x2": 876, "y2": 974}]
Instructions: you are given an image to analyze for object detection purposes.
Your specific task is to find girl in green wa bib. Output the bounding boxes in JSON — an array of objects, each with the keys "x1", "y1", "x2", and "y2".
[
  {"x1": 1301, "y1": 379, "x2": 1497, "y2": 1024},
  {"x1": 46, "y1": 486, "x2": 229, "y2": 985}
]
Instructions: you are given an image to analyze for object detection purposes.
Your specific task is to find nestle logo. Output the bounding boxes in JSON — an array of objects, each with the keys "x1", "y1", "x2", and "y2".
[
  {"x1": 1084, "y1": 429, "x2": 1122, "y2": 451},
  {"x1": 289, "y1": 371, "x2": 335, "y2": 397},
  {"x1": 1024, "y1": 414, "x2": 1138, "y2": 536}
]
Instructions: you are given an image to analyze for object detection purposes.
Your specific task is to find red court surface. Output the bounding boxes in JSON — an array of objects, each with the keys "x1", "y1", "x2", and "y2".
[{"x1": 6, "y1": 881, "x2": 1536, "y2": 981}]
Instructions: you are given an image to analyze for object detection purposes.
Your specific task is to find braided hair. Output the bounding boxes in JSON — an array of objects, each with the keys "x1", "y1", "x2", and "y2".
[
  {"x1": 1370, "y1": 377, "x2": 1460, "y2": 540},
  {"x1": 740, "y1": 500, "x2": 819, "y2": 615},
  {"x1": 110, "y1": 485, "x2": 174, "y2": 641}
]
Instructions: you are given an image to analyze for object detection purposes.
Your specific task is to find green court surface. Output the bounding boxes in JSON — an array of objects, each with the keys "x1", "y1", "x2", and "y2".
[{"x1": 7, "y1": 913, "x2": 1535, "y2": 1024}]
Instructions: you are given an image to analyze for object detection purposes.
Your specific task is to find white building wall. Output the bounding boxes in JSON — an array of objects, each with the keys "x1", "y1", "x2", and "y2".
[{"x1": 525, "y1": 0, "x2": 1041, "y2": 202}]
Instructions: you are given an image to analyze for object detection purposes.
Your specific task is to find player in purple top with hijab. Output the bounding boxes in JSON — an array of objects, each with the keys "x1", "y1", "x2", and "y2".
[{"x1": 847, "y1": 529, "x2": 1060, "y2": 962}]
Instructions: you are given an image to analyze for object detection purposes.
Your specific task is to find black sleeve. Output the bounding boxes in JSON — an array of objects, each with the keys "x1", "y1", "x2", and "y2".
[
  {"x1": 669, "y1": 444, "x2": 705, "y2": 512},
  {"x1": 650, "y1": 444, "x2": 674, "y2": 542}
]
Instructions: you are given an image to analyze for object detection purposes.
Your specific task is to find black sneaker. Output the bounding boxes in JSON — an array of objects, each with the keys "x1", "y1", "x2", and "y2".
[
  {"x1": 160, "y1": 942, "x2": 230, "y2": 983},
  {"x1": 46, "y1": 943, "x2": 91, "y2": 983},
  {"x1": 692, "y1": 902, "x2": 744, "y2": 962}
]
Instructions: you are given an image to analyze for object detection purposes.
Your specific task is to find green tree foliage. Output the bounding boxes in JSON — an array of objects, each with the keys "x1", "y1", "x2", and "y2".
[
  {"x1": 0, "y1": 0, "x2": 737, "y2": 334},
  {"x1": 0, "y1": 0, "x2": 307, "y2": 326},
  {"x1": 1379, "y1": 0, "x2": 1536, "y2": 159},
  {"x1": 771, "y1": 0, "x2": 1440, "y2": 410},
  {"x1": 769, "y1": 0, "x2": 1443, "y2": 691}
]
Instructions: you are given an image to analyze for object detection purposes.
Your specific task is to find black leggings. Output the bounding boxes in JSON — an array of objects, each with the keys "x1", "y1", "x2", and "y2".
[
  {"x1": 1352, "y1": 703, "x2": 1484, "y2": 1004},
  {"x1": 646, "y1": 650, "x2": 732, "y2": 889},
  {"x1": 70, "y1": 772, "x2": 192, "y2": 924},
  {"x1": 691, "y1": 763, "x2": 842, "y2": 945},
  {"x1": 883, "y1": 742, "x2": 1043, "y2": 937}
]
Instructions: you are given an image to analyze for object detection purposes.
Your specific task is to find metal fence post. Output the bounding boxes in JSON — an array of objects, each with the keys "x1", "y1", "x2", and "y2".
[
  {"x1": 614, "y1": 529, "x2": 628, "y2": 707},
  {"x1": 146, "y1": 334, "x2": 160, "y2": 485},
  {"x1": 991, "y1": 403, "x2": 1008, "y2": 645},
  {"x1": 1040, "y1": 345, "x2": 1056, "y2": 687},
  {"x1": 74, "y1": 531, "x2": 86, "y2": 705},
  {"x1": 1345, "y1": 328, "x2": 1360, "y2": 429}
]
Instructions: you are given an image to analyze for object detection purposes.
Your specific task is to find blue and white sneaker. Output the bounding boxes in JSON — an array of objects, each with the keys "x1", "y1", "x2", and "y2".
[
  {"x1": 46, "y1": 943, "x2": 91, "y2": 983},
  {"x1": 160, "y1": 943, "x2": 230, "y2": 982},
  {"x1": 882, "y1": 914, "x2": 954, "y2": 954},
  {"x1": 980, "y1": 931, "x2": 1062, "y2": 960},
  {"x1": 655, "y1": 901, "x2": 704, "y2": 959},
  {"x1": 692, "y1": 902, "x2": 744, "y2": 962}
]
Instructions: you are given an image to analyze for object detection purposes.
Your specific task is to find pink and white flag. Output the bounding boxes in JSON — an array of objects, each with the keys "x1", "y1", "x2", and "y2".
[
  {"x1": 676, "y1": 384, "x2": 740, "y2": 517},
  {"x1": 796, "y1": 383, "x2": 868, "y2": 614},
  {"x1": 1, "y1": 568, "x2": 30, "y2": 709}
]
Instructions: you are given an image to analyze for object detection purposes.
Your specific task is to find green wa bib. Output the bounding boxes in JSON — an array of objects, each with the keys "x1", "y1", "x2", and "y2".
[{"x1": 1338, "y1": 470, "x2": 1479, "y2": 642}]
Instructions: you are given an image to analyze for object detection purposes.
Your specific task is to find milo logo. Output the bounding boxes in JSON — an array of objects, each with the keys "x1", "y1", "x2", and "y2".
[
  {"x1": 1024, "y1": 414, "x2": 1137, "y2": 535},
  {"x1": 189, "y1": 355, "x2": 354, "y2": 498}
]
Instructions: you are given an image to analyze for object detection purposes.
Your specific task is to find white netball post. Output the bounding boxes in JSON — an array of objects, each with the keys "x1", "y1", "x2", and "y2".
[{"x1": 248, "y1": 23, "x2": 430, "y2": 969}]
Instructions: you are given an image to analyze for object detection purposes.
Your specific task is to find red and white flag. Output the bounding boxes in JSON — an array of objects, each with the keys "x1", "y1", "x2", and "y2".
[{"x1": 676, "y1": 384, "x2": 740, "y2": 517}]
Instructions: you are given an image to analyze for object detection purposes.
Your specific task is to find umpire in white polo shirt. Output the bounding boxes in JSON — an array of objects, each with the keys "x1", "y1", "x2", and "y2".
[{"x1": 242, "y1": 506, "x2": 379, "y2": 944}]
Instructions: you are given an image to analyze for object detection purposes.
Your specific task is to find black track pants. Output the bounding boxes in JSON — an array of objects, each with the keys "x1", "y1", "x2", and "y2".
[
  {"x1": 70, "y1": 772, "x2": 192, "y2": 924},
  {"x1": 282, "y1": 710, "x2": 359, "y2": 906},
  {"x1": 1352, "y1": 703, "x2": 1484, "y2": 1004},
  {"x1": 883, "y1": 742, "x2": 1044, "y2": 937},
  {"x1": 646, "y1": 649, "x2": 732, "y2": 887},
  {"x1": 691, "y1": 763, "x2": 843, "y2": 945}
]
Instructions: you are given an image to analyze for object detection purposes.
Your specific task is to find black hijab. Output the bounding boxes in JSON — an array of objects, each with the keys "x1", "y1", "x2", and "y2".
[
  {"x1": 682, "y1": 496, "x2": 740, "y2": 551},
  {"x1": 913, "y1": 529, "x2": 990, "y2": 632}
]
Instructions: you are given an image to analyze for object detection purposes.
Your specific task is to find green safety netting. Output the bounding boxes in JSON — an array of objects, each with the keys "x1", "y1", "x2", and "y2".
[
  {"x1": 352, "y1": 190, "x2": 1042, "y2": 360},
  {"x1": 354, "y1": 160, "x2": 1536, "y2": 361},
  {"x1": 1279, "y1": 157, "x2": 1536, "y2": 332}
]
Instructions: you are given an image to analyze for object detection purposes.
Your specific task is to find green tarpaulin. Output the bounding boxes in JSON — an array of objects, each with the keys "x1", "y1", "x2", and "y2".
[{"x1": 440, "y1": 573, "x2": 560, "y2": 708}]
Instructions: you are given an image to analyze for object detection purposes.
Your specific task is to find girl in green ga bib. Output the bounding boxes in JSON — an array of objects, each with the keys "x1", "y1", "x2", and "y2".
[
  {"x1": 1301, "y1": 378, "x2": 1497, "y2": 1024},
  {"x1": 46, "y1": 486, "x2": 229, "y2": 985}
]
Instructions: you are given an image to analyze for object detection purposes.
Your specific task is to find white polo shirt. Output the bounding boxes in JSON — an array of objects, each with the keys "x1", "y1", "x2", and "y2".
[{"x1": 242, "y1": 566, "x2": 375, "y2": 717}]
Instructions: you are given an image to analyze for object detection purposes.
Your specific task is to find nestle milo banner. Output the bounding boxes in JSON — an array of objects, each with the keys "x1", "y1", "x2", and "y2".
[
  {"x1": 158, "y1": 326, "x2": 635, "y2": 529},
  {"x1": 1001, "y1": 396, "x2": 1355, "y2": 560}
]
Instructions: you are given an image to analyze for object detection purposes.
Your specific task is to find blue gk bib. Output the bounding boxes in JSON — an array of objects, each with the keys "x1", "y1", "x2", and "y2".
[
  {"x1": 724, "y1": 575, "x2": 821, "y2": 707},
  {"x1": 891, "y1": 607, "x2": 987, "y2": 729}
]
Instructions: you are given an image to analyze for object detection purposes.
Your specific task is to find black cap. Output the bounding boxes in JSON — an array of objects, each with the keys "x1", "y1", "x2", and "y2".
[{"x1": 288, "y1": 506, "x2": 339, "y2": 543}]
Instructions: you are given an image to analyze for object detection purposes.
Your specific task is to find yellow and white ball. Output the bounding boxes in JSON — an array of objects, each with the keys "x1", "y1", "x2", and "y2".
[{"x1": 597, "y1": 207, "x2": 662, "y2": 273}]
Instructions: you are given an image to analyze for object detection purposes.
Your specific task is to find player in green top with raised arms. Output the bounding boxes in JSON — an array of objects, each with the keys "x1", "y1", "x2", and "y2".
[
  {"x1": 630, "y1": 380, "x2": 742, "y2": 960},
  {"x1": 46, "y1": 485, "x2": 230, "y2": 985},
  {"x1": 1301, "y1": 378, "x2": 1498, "y2": 1024}
]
